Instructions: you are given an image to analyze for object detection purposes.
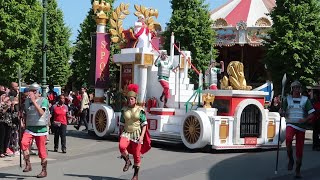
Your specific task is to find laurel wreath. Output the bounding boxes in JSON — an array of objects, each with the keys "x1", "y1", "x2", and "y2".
[
  {"x1": 109, "y1": 4, "x2": 159, "y2": 44},
  {"x1": 133, "y1": 4, "x2": 159, "y2": 32},
  {"x1": 109, "y1": 3, "x2": 130, "y2": 43}
]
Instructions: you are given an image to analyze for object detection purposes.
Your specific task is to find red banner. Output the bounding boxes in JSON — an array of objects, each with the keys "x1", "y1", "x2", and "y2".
[
  {"x1": 95, "y1": 33, "x2": 110, "y2": 88},
  {"x1": 121, "y1": 64, "x2": 134, "y2": 91}
]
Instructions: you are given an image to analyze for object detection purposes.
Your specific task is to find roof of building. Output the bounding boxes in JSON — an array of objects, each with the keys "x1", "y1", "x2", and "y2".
[{"x1": 210, "y1": 0, "x2": 276, "y2": 27}]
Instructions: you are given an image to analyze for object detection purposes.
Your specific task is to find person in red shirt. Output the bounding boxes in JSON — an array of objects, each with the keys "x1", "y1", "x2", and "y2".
[{"x1": 52, "y1": 95, "x2": 69, "y2": 153}]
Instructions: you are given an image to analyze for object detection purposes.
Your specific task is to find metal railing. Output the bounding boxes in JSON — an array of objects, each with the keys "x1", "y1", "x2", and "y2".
[
  {"x1": 173, "y1": 44, "x2": 200, "y2": 75},
  {"x1": 185, "y1": 86, "x2": 202, "y2": 113}
]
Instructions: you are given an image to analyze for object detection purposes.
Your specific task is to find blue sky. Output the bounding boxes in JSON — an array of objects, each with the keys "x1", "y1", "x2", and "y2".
[{"x1": 57, "y1": 0, "x2": 228, "y2": 42}]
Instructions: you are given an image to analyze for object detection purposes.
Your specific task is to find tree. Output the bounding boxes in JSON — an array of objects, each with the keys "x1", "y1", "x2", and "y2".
[
  {"x1": 162, "y1": 0, "x2": 217, "y2": 85},
  {"x1": 72, "y1": 0, "x2": 119, "y2": 90},
  {"x1": 265, "y1": 0, "x2": 320, "y2": 90},
  {"x1": 0, "y1": 0, "x2": 42, "y2": 85},
  {"x1": 72, "y1": 9, "x2": 98, "y2": 90},
  {"x1": 25, "y1": 0, "x2": 72, "y2": 87}
]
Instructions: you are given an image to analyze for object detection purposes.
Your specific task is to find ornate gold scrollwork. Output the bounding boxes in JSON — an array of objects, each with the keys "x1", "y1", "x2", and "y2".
[
  {"x1": 214, "y1": 18, "x2": 228, "y2": 28},
  {"x1": 92, "y1": 0, "x2": 111, "y2": 25}
]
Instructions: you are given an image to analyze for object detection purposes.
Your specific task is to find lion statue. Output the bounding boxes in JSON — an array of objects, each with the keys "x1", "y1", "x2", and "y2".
[{"x1": 220, "y1": 61, "x2": 252, "y2": 90}]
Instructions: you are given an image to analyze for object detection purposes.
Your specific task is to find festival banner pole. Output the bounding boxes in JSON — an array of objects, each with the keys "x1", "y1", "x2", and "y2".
[
  {"x1": 275, "y1": 73, "x2": 287, "y2": 174},
  {"x1": 18, "y1": 65, "x2": 22, "y2": 168}
]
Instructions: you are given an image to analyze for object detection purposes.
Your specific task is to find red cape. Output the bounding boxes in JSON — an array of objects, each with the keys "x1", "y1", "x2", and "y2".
[{"x1": 127, "y1": 127, "x2": 151, "y2": 155}]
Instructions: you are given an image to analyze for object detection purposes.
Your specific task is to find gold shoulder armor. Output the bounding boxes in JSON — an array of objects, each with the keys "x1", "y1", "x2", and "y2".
[
  {"x1": 136, "y1": 106, "x2": 145, "y2": 113},
  {"x1": 121, "y1": 106, "x2": 128, "y2": 112}
]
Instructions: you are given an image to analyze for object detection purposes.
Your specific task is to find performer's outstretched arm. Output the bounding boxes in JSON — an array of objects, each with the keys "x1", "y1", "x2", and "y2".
[{"x1": 154, "y1": 55, "x2": 161, "y2": 66}]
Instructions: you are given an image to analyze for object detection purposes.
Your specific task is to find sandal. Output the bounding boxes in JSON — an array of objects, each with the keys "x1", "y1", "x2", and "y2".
[{"x1": 0, "y1": 154, "x2": 5, "y2": 158}]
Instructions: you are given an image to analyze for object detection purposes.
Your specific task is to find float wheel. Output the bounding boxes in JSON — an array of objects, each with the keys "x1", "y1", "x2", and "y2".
[
  {"x1": 183, "y1": 115, "x2": 201, "y2": 144},
  {"x1": 95, "y1": 109, "x2": 107, "y2": 133},
  {"x1": 181, "y1": 111, "x2": 212, "y2": 149}
]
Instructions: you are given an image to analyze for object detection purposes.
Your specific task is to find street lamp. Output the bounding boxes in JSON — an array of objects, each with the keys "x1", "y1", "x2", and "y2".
[{"x1": 41, "y1": 0, "x2": 47, "y2": 97}]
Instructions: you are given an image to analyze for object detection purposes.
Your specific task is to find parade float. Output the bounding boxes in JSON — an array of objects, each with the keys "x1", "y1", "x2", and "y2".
[{"x1": 86, "y1": 1, "x2": 286, "y2": 150}]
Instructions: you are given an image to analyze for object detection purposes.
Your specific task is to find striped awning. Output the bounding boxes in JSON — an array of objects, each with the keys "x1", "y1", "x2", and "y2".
[{"x1": 210, "y1": 0, "x2": 276, "y2": 27}]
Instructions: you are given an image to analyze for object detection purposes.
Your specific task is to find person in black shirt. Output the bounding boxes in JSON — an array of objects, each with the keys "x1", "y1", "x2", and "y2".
[{"x1": 269, "y1": 94, "x2": 281, "y2": 112}]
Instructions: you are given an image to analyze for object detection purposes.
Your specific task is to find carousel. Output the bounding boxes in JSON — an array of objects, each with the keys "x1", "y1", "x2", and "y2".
[
  {"x1": 210, "y1": 0, "x2": 276, "y2": 85},
  {"x1": 86, "y1": 0, "x2": 285, "y2": 151}
]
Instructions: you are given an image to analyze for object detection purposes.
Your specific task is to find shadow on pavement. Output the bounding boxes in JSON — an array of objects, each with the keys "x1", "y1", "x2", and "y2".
[
  {"x1": 268, "y1": 164, "x2": 320, "y2": 180},
  {"x1": 151, "y1": 141, "x2": 192, "y2": 153},
  {"x1": 0, "y1": 172, "x2": 34, "y2": 179},
  {"x1": 64, "y1": 173, "x2": 126, "y2": 180},
  {"x1": 66, "y1": 130, "x2": 100, "y2": 140},
  {"x1": 151, "y1": 141, "x2": 280, "y2": 154},
  {"x1": 208, "y1": 144, "x2": 320, "y2": 180}
]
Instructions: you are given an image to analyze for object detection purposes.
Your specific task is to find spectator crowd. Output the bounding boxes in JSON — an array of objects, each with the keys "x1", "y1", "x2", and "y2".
[{"x1": 0, "y1": 82, "x2": 91, "y2": 159}]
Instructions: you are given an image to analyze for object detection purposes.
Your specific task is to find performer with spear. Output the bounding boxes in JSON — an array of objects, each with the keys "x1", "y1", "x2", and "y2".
[{"x1": 276, "y1": 79, "x2": 315, "y2": 178}]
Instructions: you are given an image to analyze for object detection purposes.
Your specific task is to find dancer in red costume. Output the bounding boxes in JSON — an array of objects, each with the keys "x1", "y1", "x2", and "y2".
[
  {"x1": 154, "y1": 52, "x2": 173, "y2": 108},
  {"x1": 119, "y1": 84, "x2": 151, "y2": 180}
]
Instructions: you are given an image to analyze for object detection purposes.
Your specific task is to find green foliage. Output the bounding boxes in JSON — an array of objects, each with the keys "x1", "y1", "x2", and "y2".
[
  {"x1": 0, "y1": 0, "x2": 42, "y2": 85},
  {"x1": 72, "y1": 0, "x2": 119, "y2": 90},
  {"x1": 162, "y1": 0, "x2": 217, "y2": 84},
  {"x1": 265, "y1": 0, "x2": 320, "y2": 90},
  {"x1": 72, "y1": 10, "x2": 98, "y2": 90},
  {"x1": 25, "y1": 0, "x2": 72, "y2": 86}
]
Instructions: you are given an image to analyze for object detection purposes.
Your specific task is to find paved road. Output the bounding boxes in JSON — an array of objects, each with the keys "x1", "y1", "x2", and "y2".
[{"x1": 0, "y1": 126, "x2": 320, "y2": 180}]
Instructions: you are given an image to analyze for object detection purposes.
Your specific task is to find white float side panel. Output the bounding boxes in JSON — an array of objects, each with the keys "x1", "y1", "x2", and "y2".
[
  {"x1": 162, "y1": 124, "x2": 181, "y2": 133},
  {"x1": 212, "y1": 116, "x2": 234, "y2": 146},
  {"x1": 203, "y1": 89, "x2": 268, "y2": 97},
  {"x1": 147, "y1": 114, "x2": 170, "y2": 133},
  {"x1": 167, "y1": 115, "x2": 184, "y2": 125}
]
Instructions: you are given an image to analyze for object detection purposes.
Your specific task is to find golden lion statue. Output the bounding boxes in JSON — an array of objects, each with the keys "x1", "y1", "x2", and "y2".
[{"x1": 220, "y1": 61, "x2": 252, "y2": 90}]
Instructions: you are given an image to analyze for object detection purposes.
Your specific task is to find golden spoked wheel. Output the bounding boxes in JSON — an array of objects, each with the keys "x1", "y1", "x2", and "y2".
[
  {"x1": 95, "y1": 109, "x2": 107, "y2": 133},
  {"x1": 183, "y1": 115, "x2": 201, "y2": 144}
]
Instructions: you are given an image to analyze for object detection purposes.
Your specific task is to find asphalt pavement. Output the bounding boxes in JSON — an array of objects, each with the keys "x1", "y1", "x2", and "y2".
[{"x1": 0, "y1": 126, "x2": 319, "y2": 180}]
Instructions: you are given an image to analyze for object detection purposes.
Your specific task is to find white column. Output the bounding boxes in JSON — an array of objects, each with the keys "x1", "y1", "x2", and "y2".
[
  {"x1": 147, "y1": 32, "x2": 152, "y2": 52},
  {"x1": 96, "y1": 25, "x2": 105, "y2": 33},
  {"x1": 171, "y1": 33, "x2": 180, "y2": 96},
  {"x1": 182, "y1": 51, "x2": 190, "y2": 84},
  {"x1": 199, "y1": 72, "x2": 203, "y2": 89},
  {"x1": 170, "y1": 32, "x2": 174, "y2": 63},
  {"x1": 95, "y1": 24, "x2": 106, "y2": 98},
  {"x1": 138, "y1": 67, "x2": 148, "y2": 105}
]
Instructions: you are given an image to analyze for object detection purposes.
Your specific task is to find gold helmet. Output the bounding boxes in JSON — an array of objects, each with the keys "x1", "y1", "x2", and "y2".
[{"x1": 127, "y1": 84, "x2": 139, "y2": 98}]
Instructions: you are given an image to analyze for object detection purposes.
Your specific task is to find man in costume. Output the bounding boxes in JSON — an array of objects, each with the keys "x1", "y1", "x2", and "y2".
[
  {"x1": 119, "y1": 84, "x2": 151, "y2": 180},
  {"x1": 283, "y1": 80, "x2": 314, "y2": 178},
  {"x1": 154, "y1": 52, "x2": 173, "y2": 108},
  {"x1": 205, "y1": 61, "x2": 224, "y2": 90},
  {"x1": 21, "y1": 83, "x2": 50, "y2": 178},
  {"x1": 134, "y1": 14, "x2": 150, "y2": 49}
]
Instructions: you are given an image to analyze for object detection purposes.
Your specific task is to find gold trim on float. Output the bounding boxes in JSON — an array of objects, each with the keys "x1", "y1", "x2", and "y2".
[
  {"x1": 135, "y1": 53, "x2": 154, "y2": 66},
  {"x1": 267, "y1": 120, "x2": 275, "y2": 139},
  {"x1": 144, "y1": 54, "x2": 154, "y2": 65},
  {"x1": 219, "y1": 120, "x2": 229, "y2": 140},
  {"x1": 220, "y1": 140, "x2": 226, "y2": 144}
]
